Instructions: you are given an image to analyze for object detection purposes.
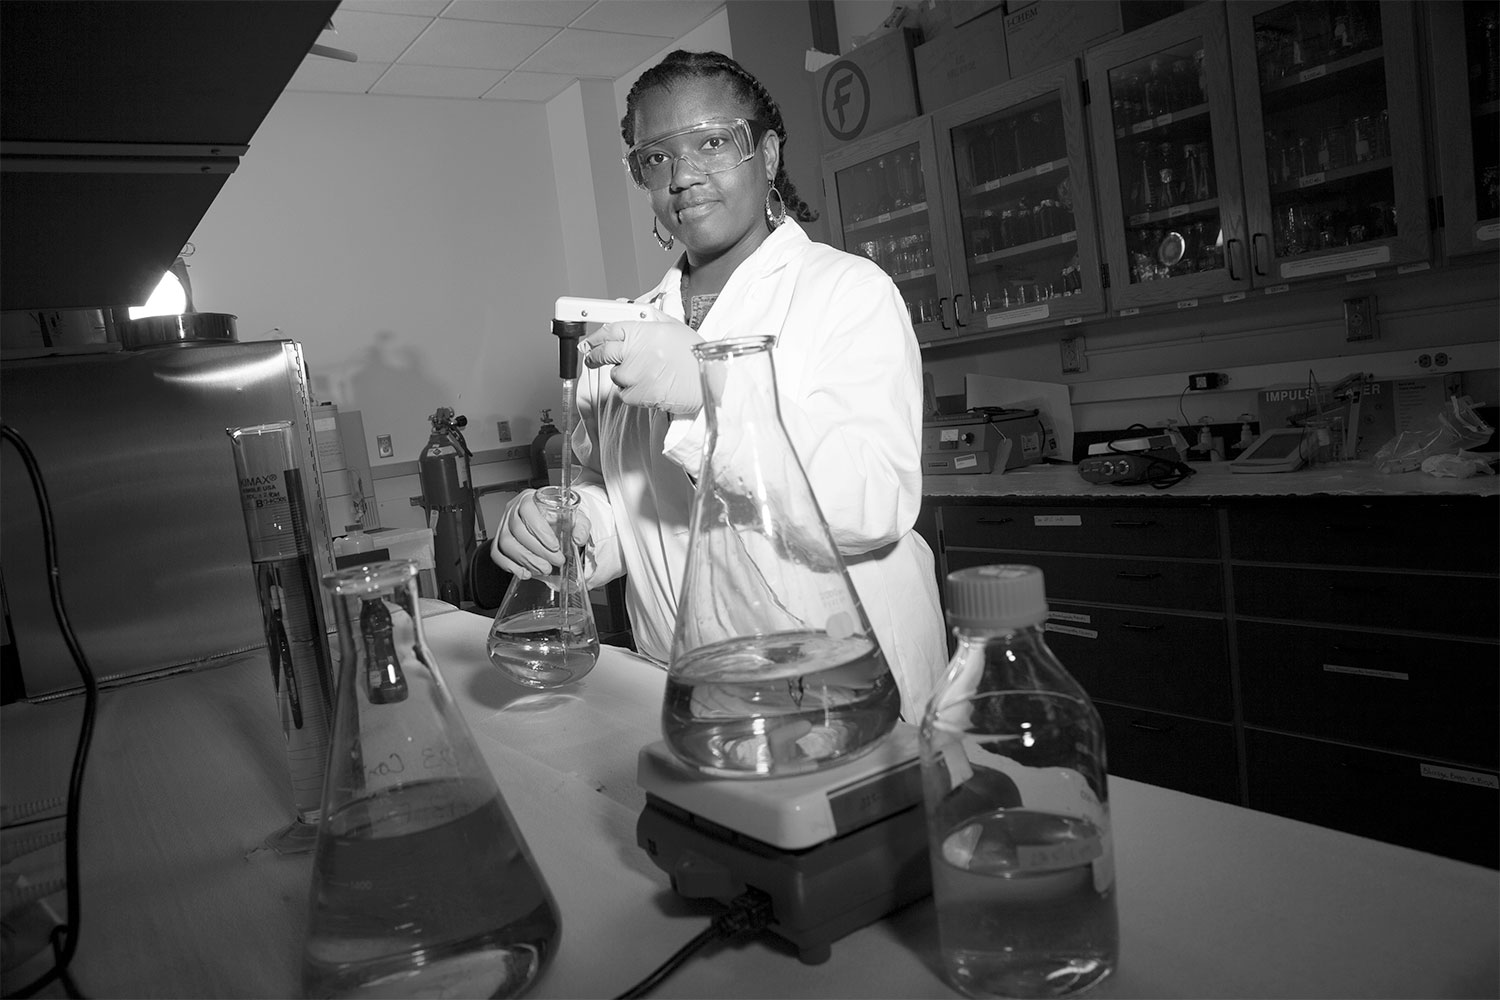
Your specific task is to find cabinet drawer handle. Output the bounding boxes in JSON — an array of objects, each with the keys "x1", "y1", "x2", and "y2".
[
  {"x1": 953, "y1": 293, "x2": 968, "y2": 328},
  {"x1": 1116, "y1": 571, "x2": 1162, "y2": 581},
  {"x1": 938, "y1": 296, "x2": 950, "y2": 331},
  {"x1": 1110, "y1": 520, "x2": 1158, "y2": 529},
  {"x1": 1252, "y1": 232, "x2": 1270, "y2": 277},
  {"x1": 1129, "y1": 720, "x2": 1174, "y2": 734},
  {"x1": 975, "y1": 516, "x2": 1014, "y2": 525},
  {"x1": 1226, "y1": 237, "x2": 1243, "y2": 282},
  {"x1": 1119, "y1": 622, "x2": 1164, "y2": 632}
]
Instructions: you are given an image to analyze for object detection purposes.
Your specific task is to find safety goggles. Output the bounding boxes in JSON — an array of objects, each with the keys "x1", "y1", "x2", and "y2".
[{"x1": 623, "y1": 118, "x2": 769, "y2": 191}]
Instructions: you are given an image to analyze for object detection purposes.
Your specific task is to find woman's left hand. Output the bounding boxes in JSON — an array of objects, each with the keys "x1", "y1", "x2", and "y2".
[{"x1": 581, "y1": 318, "x2": 705, "y2": 415}]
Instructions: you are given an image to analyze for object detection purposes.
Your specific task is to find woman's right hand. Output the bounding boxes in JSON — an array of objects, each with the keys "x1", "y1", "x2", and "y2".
[{"x1": 490, "y1": 488, "x2": 592, "y2": 580}]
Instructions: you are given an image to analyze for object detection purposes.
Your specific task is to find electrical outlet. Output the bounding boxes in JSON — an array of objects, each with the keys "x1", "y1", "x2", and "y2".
[
  {"x1": 1344, "y1": 295, "x2": 1377, "y2": 342},
  {"x1": 376, "y1": 434, "x2": 393, "y2": 459},
  {"x1": 496, "y1": 420, "x2": 512, "y2": 442},
  {"x1": 1059, "y1": 335, "x2": 1086, "y2": 374}
]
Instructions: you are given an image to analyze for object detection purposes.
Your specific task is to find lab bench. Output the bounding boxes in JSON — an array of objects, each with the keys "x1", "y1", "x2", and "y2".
[
  {"x1": 919, "y1": 461, "x2": 1500, "y2": 867},
  {"x1": 2, "y1": 608, "x2": 1495, "y2": 999}
]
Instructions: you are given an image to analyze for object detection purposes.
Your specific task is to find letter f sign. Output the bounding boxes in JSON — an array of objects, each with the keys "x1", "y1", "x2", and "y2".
[{"x1": 832, "y1": 73, "x2": 853, "y2": 128}]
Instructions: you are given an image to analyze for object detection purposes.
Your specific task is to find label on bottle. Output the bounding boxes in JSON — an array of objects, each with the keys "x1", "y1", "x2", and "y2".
[
  {"x1": 1323, "y1": 663, "x2": 1408, "y2": 680},
  {"x1": 1419, "y1": 764, "x2": 1499, "y2": 790},
  {"x1": 1281, "y1": 245, "x2": 1390, "y2": 277},
  {"x1": 1298, "y1": 64, "x2": 1328, "y2": 83},
  {"x1": 1044, "y1": 622, "x2": 1098, "y2": 640},
  {"x1": 1017, "y1": 833, "x2": 1103, "y2": 871},
  {"x1": 1223, "y1": 291, "x2": 1247, "y2": 302},
  {"x1": 1476, "y1": 223, "x2": 1500, "y2": 242}
]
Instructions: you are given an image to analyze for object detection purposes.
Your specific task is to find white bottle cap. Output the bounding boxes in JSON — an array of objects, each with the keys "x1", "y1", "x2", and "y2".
[{"x1": 945, "y1": 564, "x2": 1049, "y2": 629}]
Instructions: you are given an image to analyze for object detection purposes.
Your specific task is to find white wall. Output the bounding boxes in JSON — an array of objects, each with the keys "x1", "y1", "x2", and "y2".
[{"x1": 186, "y1": 91, "x2": 572, "y2": 529}]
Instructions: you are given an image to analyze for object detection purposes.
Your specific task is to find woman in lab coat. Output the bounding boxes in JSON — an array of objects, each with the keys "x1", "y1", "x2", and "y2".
[{"x1": 493, "y1": 50, "x2": 946, "y2": 719}]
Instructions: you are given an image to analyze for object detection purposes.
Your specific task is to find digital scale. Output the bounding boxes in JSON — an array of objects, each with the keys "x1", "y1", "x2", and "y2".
[{"x1": 635, "y1": 724, "x2": 949, "y2": 964}]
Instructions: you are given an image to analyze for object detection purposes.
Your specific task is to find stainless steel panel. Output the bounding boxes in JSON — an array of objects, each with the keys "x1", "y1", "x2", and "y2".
[{"x1": 1, "y1": 340, "x2": 333, "y2": 697}]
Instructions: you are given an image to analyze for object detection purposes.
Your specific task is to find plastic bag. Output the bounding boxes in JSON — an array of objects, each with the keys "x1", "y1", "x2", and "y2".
[{"x1": 1372, "y1": 395, "x2": 1493, "y2": 474}]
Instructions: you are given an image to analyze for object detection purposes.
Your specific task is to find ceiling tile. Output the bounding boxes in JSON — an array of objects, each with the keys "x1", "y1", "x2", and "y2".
[
  {"x1": 399, "y1": 18, "x2": 559, "y2": 70},
  {"x1": 572, "y1": 0, "x2": 721, "y2": 38},
  {"x1": 520, "y1": 27, "x2": 668, "y2": 77},
  {"x1": 336, "y1": 0, "x2": 451, "y2": 15},
  {"x1": 321, "y1": 9, "x2": 431, "y2": 62},
  {"x1": 284, "y1": 57, "x2": 392, "y2": 94},
  {"x1": 370, "y1": 64, "x2": 507, "y2": 98},
  {"x1": 482, "y1": 70, "x2": 578, "y2": 102},
  {"x1": 442, "y1": 0, "x2": 594, "y2": 27}
]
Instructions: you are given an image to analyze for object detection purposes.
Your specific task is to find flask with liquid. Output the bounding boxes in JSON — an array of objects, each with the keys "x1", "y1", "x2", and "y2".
[
  {"x1": 664, "y1": 335, "x2": 900, "y2": 778},
  {"x1": 485, "y1": 486, "x2": 599, "y2": 688},
  {"x1": 920, "y1": 565, "x2": 1117, "y2": 999},
  {"x1": 305, "y1": 559, "x2": 561, "y2": 999}
]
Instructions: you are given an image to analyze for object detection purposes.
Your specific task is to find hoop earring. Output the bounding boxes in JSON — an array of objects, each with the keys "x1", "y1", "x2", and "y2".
[
  {"x1": 765, "y1": 185, "x2": 787, "y2": 229},
  {"x1": 652, "y1": 218, "x2": 674, "y2": 251}
]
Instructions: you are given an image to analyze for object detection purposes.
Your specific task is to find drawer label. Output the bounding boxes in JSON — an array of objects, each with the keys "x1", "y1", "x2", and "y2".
[
  {"x1": 1048, "y1": 611, "x2": 1093, "y2": 624},
  {"x1": 1322, "y1": 663, "x2": 1408, "y2": 681},
  {"x1": 1045, "y1": 623, "x2": 1098, "y2": 639},
  {"x1": 1419, "y1": 764, "x2": 1499, "y2": 790},
  {"x1": 1034, "y1": 514, "x2": 1081, "y2": 526}
]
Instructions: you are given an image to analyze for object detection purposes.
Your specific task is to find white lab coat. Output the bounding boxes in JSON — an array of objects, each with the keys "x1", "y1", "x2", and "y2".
[{"x1": 569, "y1": 220, "x2": 947, "y2": 719}]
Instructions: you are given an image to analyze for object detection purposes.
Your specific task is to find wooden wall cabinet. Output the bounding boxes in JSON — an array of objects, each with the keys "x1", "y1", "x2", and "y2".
[
  {"x1": 924, "y1": 493, "x2": 1499, "y2": 868},
  {"x1": 1426, "y1": 1, "x2": 1500, "y2": 258},
  {"x1": 821, "y1": 63, "x2": 1105, "y2": 344}
]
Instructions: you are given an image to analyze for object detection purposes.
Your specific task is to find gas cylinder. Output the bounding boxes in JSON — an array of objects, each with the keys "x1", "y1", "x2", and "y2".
[
  {"x1": 417, "y1": 407, "x2": 475, "y2": 606},
  {"x1": 530, "y1": 409, "x2": 559, "y2": 488}
]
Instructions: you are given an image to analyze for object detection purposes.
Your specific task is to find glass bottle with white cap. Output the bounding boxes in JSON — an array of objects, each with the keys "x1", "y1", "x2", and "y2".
[{"x1": 919, "y1": 564, "x2": 1117, "y2": 998}]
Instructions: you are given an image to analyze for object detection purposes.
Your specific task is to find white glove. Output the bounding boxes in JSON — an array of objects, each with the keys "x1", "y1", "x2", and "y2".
[
  {"x1": 491, "y1": 488, "x2": 592, "y2": 580},
  {"x1": 581, "y1": 318, "x2": 704, "y2": 416}
]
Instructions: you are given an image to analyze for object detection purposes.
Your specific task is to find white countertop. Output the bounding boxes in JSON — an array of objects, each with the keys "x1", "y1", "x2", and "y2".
[
  {"x1": 3, "y1": 608, "x2": 1497, "y2": 998},
  {"x1": 924, "y1": 460, "x2": 1500, "y2": 498}
]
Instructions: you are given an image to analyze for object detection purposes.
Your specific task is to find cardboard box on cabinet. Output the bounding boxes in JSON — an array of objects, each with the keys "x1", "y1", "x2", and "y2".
[
  {"x1": 915, "y1": 7, "x2": 1010, "y2": 112},
  {"x1": 1002, "y1": 1, "x2": 1190, "y2": 78},
  {"x1": 814, "y1": 27, "x2": 922, "y2": 145}
]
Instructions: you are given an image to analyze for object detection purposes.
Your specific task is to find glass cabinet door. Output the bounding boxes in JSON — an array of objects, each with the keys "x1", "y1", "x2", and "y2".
[
  {"x1": 1086, "y1": 4, "x2": 1250, "y2": 310},
  {"x1": 931, "y1": 61, "x2": 1105, "y2": 336},
  {"x1": 1229, "y1": 0, "x2": 1429, "y2": 279},
  {"x1": 822, "y1": 119, "x2": 955, "y2": 343},
  {"x1": 1428, "y1": 1, "x2": 1500, "y2": 257}
]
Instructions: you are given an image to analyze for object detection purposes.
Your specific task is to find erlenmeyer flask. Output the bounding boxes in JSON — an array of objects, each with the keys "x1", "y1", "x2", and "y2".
[
  {"x1": 305, "y1": 560, "x2": 561, "y2": 999},
  {"x1": 665, "y1": 335, "x2": 900, "y2": 778},
  {"x1": 485, "y1": 486, "x2": 600, "y2": 688}
]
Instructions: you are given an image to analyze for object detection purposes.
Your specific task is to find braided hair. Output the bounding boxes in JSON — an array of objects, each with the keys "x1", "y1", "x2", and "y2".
[{"x1": 622, "y1": 49, "x2": 819, "y2": 224}]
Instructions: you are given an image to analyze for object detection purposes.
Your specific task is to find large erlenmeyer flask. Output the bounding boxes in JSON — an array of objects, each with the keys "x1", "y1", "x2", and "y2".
[
  {"x1": 665, "y1": 335, "x2": 900, "y2": 778},
  {"x1": 305, "y1": 560, "x2": 561, "y2": 999}
]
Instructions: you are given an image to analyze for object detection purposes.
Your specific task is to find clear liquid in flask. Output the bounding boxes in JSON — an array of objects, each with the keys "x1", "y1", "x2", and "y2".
[{"x1": 662, "y1": 630, "x2": 899, "y2": 778}]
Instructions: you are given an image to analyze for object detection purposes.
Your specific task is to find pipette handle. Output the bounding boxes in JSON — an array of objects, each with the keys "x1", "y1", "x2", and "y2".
[{"x1": 551, "y1": 297, "x2": 656, "y2": 380}]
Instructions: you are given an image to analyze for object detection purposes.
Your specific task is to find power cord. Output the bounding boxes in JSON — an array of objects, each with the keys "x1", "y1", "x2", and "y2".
[
  {"x1": 3, "y1": 425, "x2": 98, "y2": 1000},
  {"x1": 613, "y1": 887, "x2": 775, "y2": 1000}
]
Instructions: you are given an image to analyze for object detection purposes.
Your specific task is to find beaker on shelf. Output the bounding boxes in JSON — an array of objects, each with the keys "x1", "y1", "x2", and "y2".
[
  {"x1": 664, "y1": 336, "x2": 900, "y2": 779},
  {"x1": 304, "y1": 559, "x2": 561, "y2": 1000},
  {"x1": 485, "y1": 487, "x2": 600, "y2": 689}
]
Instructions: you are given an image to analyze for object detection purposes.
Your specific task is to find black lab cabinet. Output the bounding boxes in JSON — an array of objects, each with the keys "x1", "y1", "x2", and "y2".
[{"x1": 923, "y1": 484, "x2": 1498, "y2": 868}]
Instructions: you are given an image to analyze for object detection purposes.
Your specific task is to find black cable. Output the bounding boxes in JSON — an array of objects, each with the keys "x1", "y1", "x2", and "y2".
[
  {"x1": 613, "y1": 888, "x2": 776, "y2": 1000},
  {"x1": 3, "y1": 424, "x2": 97, "y2": 1000}
]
